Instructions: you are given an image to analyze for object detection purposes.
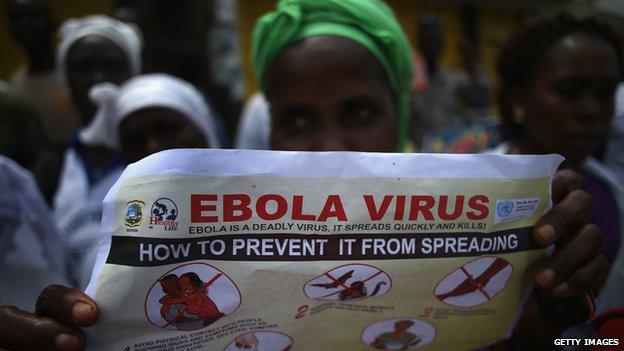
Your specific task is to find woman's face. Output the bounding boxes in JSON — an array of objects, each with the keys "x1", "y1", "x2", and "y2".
[
  {"x1": 517, "y1": 33, "x2": 620, "y2": 165},
  {"x1": 119, "y1": 107, "x2": 207, "y2": 165},
  {"x1": 66, "y1": 36, "x2": 132, "y2": 123},
  {"x1": 178, "y1": 276, "x2": 196, "y2": 295},
  {"x1": 267, "y1": 36, "x2": 397, "y2": 152}
]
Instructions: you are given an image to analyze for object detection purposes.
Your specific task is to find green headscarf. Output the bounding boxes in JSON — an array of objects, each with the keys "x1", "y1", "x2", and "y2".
[{"x1": 252, "y1": 0, "x2": 414, "y2": 151}]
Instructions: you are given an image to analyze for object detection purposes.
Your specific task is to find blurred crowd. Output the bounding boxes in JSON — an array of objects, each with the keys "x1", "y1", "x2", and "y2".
[{"x1": 0, "y1": 0, "x2": 623, "y2": 350}]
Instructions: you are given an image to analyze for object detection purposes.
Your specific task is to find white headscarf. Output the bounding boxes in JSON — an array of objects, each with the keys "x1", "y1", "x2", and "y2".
[
  {"x1": 80, "y1": 73, "x2": 220, "y2": 149},
  {"x1": 57, "y1": 15, "x2": 143, "y2": 78}
]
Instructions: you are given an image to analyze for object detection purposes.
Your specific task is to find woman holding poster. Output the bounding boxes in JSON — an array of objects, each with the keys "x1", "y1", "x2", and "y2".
[{"x1": 0, "y1": 1, "x2": 609, "y2": 350}]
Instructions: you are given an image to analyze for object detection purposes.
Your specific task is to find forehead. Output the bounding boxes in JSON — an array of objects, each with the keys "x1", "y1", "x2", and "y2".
[
  {"x1": 67, "y1": 35, "x2": 126, "y2": 62},
  {"x1": 124, "y1": 107, "x2": 189, "y2": 125},
  {"x1": 535, "y1": 33, "x2": 620, "y2": 81},
  {"x1": 267, "y1": 36, "x2": 390, "y2": 101}
]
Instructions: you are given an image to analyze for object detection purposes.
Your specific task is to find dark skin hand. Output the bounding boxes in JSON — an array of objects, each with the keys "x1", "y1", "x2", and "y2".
[
  {"x1": 0, "y1": 37, "x2": 608, "y2": 350},
  {"x1": 0, "y1": 285, "x2": 98, "y2": 351},
  {"x1": 505, "y1": 170, "x2": 608, "y2": 350}
]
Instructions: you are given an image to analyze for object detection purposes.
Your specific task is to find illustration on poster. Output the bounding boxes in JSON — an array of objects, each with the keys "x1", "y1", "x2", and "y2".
[
  {"x1": 434, "y1": 256, "x2": 513, "y2": 307},
  {"x1": 304, "y1": 264, "x2": 391, "y2": 301},
  {"x1": 362, "y1": 318, "x2": 436, "y2": 350},
  {"x1": 224, "y1": 331, "x2": 293, "y2": 351},
  {"x1": 144, "y1": 263, "x2": 241, "y2": 331}
]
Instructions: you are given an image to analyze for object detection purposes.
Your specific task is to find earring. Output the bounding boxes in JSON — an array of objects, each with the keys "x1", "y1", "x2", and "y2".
[{"x1": 512, "y1": 106, "x2": 525, "y2": 124}]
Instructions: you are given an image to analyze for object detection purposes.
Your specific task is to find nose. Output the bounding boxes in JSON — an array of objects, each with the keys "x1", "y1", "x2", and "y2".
[
  {"x1": 146, "y1": 134, "x2": 162, "y2": 156},
  {"x1": 317, "y1": 128, "x2": 349, "y2": 151},
  {"x1": 91, "y1": 68, "x2": 106, "y2": 86}
]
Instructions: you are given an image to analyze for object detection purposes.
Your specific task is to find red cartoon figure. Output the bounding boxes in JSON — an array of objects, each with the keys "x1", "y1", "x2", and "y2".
[
  {"x1": 159, "y1": 272, "x2": 224, "y2": 329},
  {"x1": 434, "y1": 256, "x2": 513, "y2": 307},
  {"x1": 146, "y1": 263, "x2": 241, "y2": 331},
  {"x1": 304, "y1": 264, "x2": 391, "y2": 302}
]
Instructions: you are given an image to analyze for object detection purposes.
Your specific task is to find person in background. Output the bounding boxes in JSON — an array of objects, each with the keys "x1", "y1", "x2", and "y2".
[
  {"x1": 32, "y1": 15, "x2": 143, "y2": 204},
  {"x1": 455, "y1": 38, "x2": 492, "y2": 123},
  {"x1": 6, "y1": 0, "x2": 78, "y2": 147},
  {"x1": 409, "y1": 15, "x2": 462, "y2": 148},
  {"x1": 493, "y1": 14, "x2": 624, "y2": 336},
  {"x1": 0, "y1": 87, "x2": 49, "y2": 170},
  {"x1": 410, "y1": 15, "x2": 495, "y2": 153},
  {"x1": 47, "y1": 15, "x2": 142, "y2": 287},
  {"x1": 0, "y1": 155, "x2": 70, "y2": 311},
  {"x1": 0, "y1": 1, "x2": 608, "y2": 350},
  {"x1": 85, "y1": 73, "x2": 221, "y2": 164},
  {"x1": 63, "y1": 73, "x2": 220, "y2": 289}
]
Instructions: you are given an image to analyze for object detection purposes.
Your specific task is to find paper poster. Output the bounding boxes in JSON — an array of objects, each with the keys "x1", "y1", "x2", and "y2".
[{"x1": 86, "y1": 149, "x2": 563, "y2": 350}]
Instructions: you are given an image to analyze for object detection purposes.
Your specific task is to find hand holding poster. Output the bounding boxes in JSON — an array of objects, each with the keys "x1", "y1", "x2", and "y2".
[{"x1": 86, "y1": 149, "x2": 563, "y2": 350}]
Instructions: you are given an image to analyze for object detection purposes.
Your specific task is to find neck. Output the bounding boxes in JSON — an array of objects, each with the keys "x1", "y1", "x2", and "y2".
[{"x1": 24, "y1": 44, "x2": 55, "y2": 73}]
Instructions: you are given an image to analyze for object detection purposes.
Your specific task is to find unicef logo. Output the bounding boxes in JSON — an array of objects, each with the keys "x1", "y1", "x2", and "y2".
[
  {"x1": 497, "y1": 200, "x2": 514, "y2": 218},
  {"x1": 151, "y1": 198, "x2": 178, "y2": 221}
]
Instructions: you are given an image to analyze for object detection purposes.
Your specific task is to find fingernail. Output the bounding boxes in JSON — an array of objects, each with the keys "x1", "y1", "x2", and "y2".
[
  {"x1": 535, "y1": 268, "x2": 555, "y2": 287},
  {"x1": 553, "y1": 282, "x2": 570, "y2": 297},
  {"x1": 55, "y1": 333, "x2": 78, "y2": 351},
  {"x1": 72, "y1": 302, "x2": 94, "y2": 324},
  {"x1": 536, "y1": 223, "x2": 556, "y2": 243}
]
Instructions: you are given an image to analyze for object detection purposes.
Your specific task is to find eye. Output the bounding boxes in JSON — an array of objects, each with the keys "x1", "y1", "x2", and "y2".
[
  {"x1": 341, "y1": 102, "x2": 380, "y2": 128},
  {"x1": 552, "y1": 79, "x2": 584, "y2": 99},
  {"x1": 274, "y1": 108, "x2": 316, "y2": 136},
  {"x1": 72, "y1": 59, "x2": 94, "y2": 73},
  {"x1": 104, "y1": 59, "x2": 128, "y2": 74},
  {"x1": 156, "y1": 120, "x2": 182, "y2": 134}
]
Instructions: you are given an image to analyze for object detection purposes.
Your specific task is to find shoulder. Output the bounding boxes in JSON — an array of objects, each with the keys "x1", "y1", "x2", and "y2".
[{"x1": 582, "y1": 157, "x2": 624, "y2": 196}]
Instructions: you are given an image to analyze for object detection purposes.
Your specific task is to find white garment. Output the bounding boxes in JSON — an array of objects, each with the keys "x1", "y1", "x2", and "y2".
[
  {"x1": 57, "y1": 15, "x2": 143, "y2": 79},
  {"x1": 53, "y1": 148, "x2": 123, "y2": 289},
  {"x1": 234, "y1": 92, "x2": 270, "y2": 150},
  {"x1": 0, "y1": 156, "x2": 70, "y2": 311},
  {"x1": 605, "y1": 83, "x2": 624, "y2": 184},
  {"x1": 488, "y1": 142, "x2": 624, "y2": 312},
  {"x1": 81, "y1": 74, "x2": 221, "y2": 149}
]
